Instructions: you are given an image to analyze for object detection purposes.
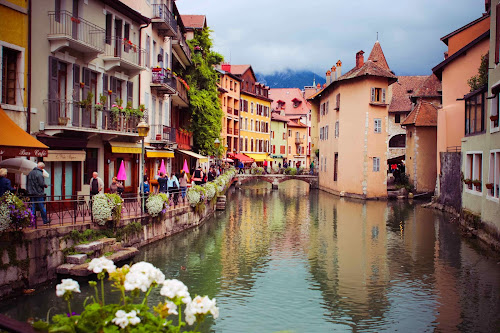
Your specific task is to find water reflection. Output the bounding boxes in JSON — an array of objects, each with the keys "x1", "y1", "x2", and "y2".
[{"x1": 1, "y1": 180, "x2": 500, "y2": 332}]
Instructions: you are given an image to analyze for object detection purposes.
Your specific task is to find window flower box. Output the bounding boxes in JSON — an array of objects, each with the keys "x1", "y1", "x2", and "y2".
[
  {"x1": 70, "y1": 16, "x2": 80, "y2": 24},
  {"x1": 490, "y1": 115, "x2": 499, "y2": 121},
  {"x1": 472, "y1": 179, "x2": 482, "y2": 190},
  {"x1": 486, "y1": 183, "x2": 494, "y2": 190},
  {"x1": 152, "y1": 67, "x2": 162, "y2": 73}
]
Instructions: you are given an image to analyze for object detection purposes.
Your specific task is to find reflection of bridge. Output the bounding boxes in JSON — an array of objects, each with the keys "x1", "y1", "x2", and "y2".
[{"x1": 233, "y1": 174, "x2": 319, "y2": 190}]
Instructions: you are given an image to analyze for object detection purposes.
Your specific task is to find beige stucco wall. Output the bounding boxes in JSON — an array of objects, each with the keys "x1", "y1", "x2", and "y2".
[
  {"x1": 317, "y1": 77, "x2": 389, "y2": 198},
  {"x1": 437, "y1": 38, "x2": 489, "y2": 173},
  {"x1": 415, "y1": 127, "x2": 437, "y2": 192}
]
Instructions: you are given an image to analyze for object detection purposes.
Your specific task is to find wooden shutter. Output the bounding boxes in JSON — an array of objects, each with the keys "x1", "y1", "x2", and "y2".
[
  {"x1": 371, "y1": 87, "x2": 375, "y2": 102},
  {"x1": 55, "y1": 0, "x2": 61, "y2": 22},
  {"x1": 82, "y1": 68, "x2": 91, "y2": 127},
  {"x1": 105, "y1": 14, "x2": 112, "y2": 45},
  {"x1": 110, "y1": 76, "x2": 117, "y2": 105},
  {"x1": 48, "y1": 57, "x2": 59, "y2": 125},
  {"x1": 382, "y1": 88, "x2": 386, "y2": 103},
  {"x1": 127, "y1": 81, "x2": 133, "y2": 104},
  {"x1": 124, "y1": 24, "x2": 130, "y2": 52},
  {"x1": 72, "y1": 64, "x2": 80, "y2": 126}
]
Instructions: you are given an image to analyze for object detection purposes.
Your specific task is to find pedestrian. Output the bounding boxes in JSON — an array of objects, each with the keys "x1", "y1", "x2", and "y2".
[
  {"x1": 142, "y1": 175, "x2": 150, "y2": 196},
  {"x1": 27, "y1": 162, "x2": 50, "y2": 225},
  {"x1": 310, "y1": 160, "x2": 315, "y2": 175},
  {"x1": 278, "y1": 162, "x2": 281, "y2": 169},
  {"x1": 0, "y1": 168, "x2": 15, "y2": 196},
  {"x1": 192, "y1": 166, "x2": 204, "y2": 185},
  {"x1": 263, "y1": 160, "x2": 268, "y2": 174},
  {"x1": 109, "y1": 177, "x2": 124, "y2": 195},
  {"x1": 283, "y1": 161, "x2": 288, "y2": 169},
  {"x1": 238, "y1": 161, "x2": 244, "y2": 174},
  {"x1": 157, "y1": 172, "x2": 167, "y2": 193},
  {"x1": 208, "y1": 167, "x2": 215, "y2": 182},
  {"x1": 178, "y1": 171, "x2": 188, "y2": 202},
  {"x1": 202, "y1": 168, "x2": 207, "y2": 184},
  {"x1": 89, "y1": 172, "x2": 104, "y2": 197},
  {"x1": 167, "y1": 172, "x2": 180, "y2": 206}
]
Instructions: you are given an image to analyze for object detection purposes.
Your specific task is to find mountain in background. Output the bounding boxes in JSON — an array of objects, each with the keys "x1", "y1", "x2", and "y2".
[{"x1": 256, "y1": 69, "x2": 325, "y2": 89}]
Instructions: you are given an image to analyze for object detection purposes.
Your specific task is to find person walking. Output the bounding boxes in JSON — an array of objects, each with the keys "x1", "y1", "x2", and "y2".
[
  {"x1": 157, "y1": 172, "x2": 167, "y2": 193},
  {"x1": 27, "y1": 162, "x2": 50, "y2": 225},
  {"x1": 208, "y1": 166, "x2": 215, "y2": 182},
  {"x1": 310, "y1": 160, "x2": 315, "y2": 175},
  {"x1": 89, "y1": 172, "x2": 104, "y2": 197},
  {"x1": 192, "y1": 166, "x2": 204, "y2": 185},
  {"x1": 238, "y1": 161, "x2": 244, "y2": 174},
  {"x1": 0, "y1": 168, "x2": 15, "y2": 196},
  {"x1": 178, "y1": 171, "x2": 188, "y2": 202},
  {"x1": 142, "y1": 175, "x2": 150, "y2": 196},
  {"x1": 109, "y1": 177, "x2": 124, "y2": 195},
  {"x1": 167, "y1": 173, "x2": 180, "y2": 206}
]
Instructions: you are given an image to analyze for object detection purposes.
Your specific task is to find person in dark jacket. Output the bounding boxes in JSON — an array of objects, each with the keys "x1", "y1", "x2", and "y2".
[
  {"x1": 157, "y1": 172, "x2": 167, "y2": 193},
  {"x1": 27, "y1": 162, "x2": 49, "y2": 225},
  {"x1": 0, "y1": 168, "x2": 15, "y2": 196}
]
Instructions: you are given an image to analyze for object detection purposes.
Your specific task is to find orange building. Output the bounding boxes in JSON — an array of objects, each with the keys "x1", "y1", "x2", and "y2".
[
  {"x1": 217, "y1": 68, "x2": 241, "y2": 154},
  {"x1": 309, "y1": 42, "x2": 397, "y2": 199}
]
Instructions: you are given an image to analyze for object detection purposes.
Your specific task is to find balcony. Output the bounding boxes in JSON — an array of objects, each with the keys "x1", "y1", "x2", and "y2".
[
  {"x1": 151, "y1": 4, "x2": 177, "y2": 37},
  {"x1": 171, "y1": 76, "x2": 189, "y2": 108},
  {"x1": 176, "y1": 130, "x2": 192, "y2": 150},
  {"x1": 48, "y1": 11, "x2": 105, "y2": 56},
  {"x1": 172, "y1": 27, "x2": 192, "y2": 66},
  {"x1": 151, "y1": 68, "x2": 176, "y2": 95},
  {"x1": 227, "y1": 107, "x2": 233, "y2": 115},
  {"x1": 295, "y1": 137, "x2": 304, "y2": 145},
  {"x1": 150, "y1": 124, "x2": 176, "y2": 143},
  {"x1": 45, "y1": 100, "x2": 139, "y2": 136},
  {"x1": 102, "y1": 37, "x2": 145, "y2": 75}
]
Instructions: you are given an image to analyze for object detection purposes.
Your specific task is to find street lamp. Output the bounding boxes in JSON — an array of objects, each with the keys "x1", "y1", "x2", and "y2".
[
  {"x1": 137, "y1": 119, "x2": 150, "y2": 213},
  {"x1": 214, "y1": 138, "x2": 220, "y2": 166}
]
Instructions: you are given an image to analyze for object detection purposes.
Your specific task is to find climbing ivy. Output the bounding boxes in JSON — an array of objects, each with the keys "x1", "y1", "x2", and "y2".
[{"x1": 184, "y1": 27, "x2": 224, "y2": 155}]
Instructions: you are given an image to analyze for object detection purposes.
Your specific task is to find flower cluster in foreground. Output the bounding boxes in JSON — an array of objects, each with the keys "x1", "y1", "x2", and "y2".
[{"x1": 33, "y1": 259, "x2": 219, "y2": 332}]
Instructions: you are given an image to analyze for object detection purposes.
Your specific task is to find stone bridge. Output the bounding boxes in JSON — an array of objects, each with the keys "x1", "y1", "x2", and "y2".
[{"x1": 233, "y1": 174, "x2": 319, "y2": 190}]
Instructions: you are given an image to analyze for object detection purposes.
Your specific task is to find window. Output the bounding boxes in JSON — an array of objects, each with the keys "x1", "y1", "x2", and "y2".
[
  {"x1": 320, "y1": 127, "x2": 324, "y2": 140},
  {"x1": 105, "y1": 13, "x2": 112, "y2": 44},
  {"x1": 152, "y1": 40, "x2": 157, "y2": 67},
  {"x1": 251, "y1": 119, "x2": 253, "y2": 131},
  {"x1": 288, "y1": 129, "x2": 291, "y2": 137},
  {"x1": 492, "y1": 91, "x2": 500, "y2": 129},
  {"x1": 245, "y1": 118, "x2": 248, "y2": 130},
  {"x1": 325, "y1": 125, "x2": 329, "y2": 140},
  {"x1": 370, "y1": 87, "x2": 386, "y2": 103},
  {"x1": 251, "y1": 139, "x2": 254, "y2": 152},
  {"x1": 334, "y1": 153, "x2": 338, "y2": 181},
  {"x1": 288, "y1": 146, "x2": 291, "y2": 154},
  {"x1": 251, "y1": 102, "x2": 254, "y2": 114},
  {"x1": 389, "y1": 134, "x2": 406, "y2": 148},
  {"x1": 465, "y1": 152, "x2": 482, "y2": 192},
  {"x1": 335, "y1": 121, "x2": 339, "y2": 138},
  {"x1": 245, "y1": 138, "x2": 248, "y2": 151},
  {"x1": 335, "y1": 93, "x2": 340, "y2": 110},
  {"x1": 488, "y1": 151, "x2": 500, "y2": 198},
  {"x1": 465, "y1": 87, "x2": 486, "y2": 135},
  {"x1": 395, "y1": 114, "x2": 401, "y2": 123},
  {"x1": 280, "y1": 145, "x2": 285, "y2": 154},
  {"x1": 271, "y1": 130, "x2": 274, "y2": 139},
  {"x1": 1, "y1": 47, "x2": 20, "y2": 105},
  {"x1": 374, "y1": 119, "x2": 382, "y2": 133},
  {"x1": 145, "y1": 35, "x2": 150, "y2": 68},
  {"x1": 373, "y1": 157, "x2": 380, "y2": 172}
]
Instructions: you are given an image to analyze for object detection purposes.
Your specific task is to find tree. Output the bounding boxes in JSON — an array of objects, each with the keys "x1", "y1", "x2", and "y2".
[
  {"x1": 467, "y1": 53, "x2": 488, "y2": 92},
  {"x1": 184, "y1": 27, "x2": 224, "y2": 156}
]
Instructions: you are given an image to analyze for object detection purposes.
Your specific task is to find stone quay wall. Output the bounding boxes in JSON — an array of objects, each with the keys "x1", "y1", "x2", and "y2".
[{"x1": 0, "y1": 201, "x2": 217, "y2": 299}]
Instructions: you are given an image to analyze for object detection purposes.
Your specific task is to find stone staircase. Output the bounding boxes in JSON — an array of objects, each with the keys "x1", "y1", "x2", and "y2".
[{"x1": 56, "y1": 238, "x2": 139, "y2": 276}]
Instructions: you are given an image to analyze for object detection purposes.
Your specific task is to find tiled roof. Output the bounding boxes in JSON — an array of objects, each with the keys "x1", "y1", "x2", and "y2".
[
  {"x1": 412, "y1": 73, "x2": 442, "y2": 97},
  {"x1": 401, "y1": 100, "x2": 438, "y2": 127},
  {"x1": 367, "y1": 41, "x2": 390, "y2": 71},
  {"x1": 181, "y1": 15, "x2": 206, "y2": 29},
  {"x1": 269, "y1": 88, "x2": 310, "y2": 115},
  {"x1": 337, "y1": 60, "x2": 396, "y2": 83},
  {"x1": 271, "y1": 112, "x2": 289, "y2": 122},
  {"x1": 287, "y1": 119, "x2": 307, "y2": 128},
  {"x1": 388, "y1": 76, "x2": 428, "y2": 112},
  {"x1": 227, "y1": 64, "x2": 251, "y2": 76}
]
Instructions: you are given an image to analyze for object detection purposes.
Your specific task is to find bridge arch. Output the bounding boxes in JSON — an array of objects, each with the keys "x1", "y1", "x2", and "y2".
[{"x1": 233, "y1": 174, "x2": 319, "y2": 189}]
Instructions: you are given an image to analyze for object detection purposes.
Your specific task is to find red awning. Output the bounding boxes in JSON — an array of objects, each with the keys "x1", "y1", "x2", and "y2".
[{"x1": 228, "y1": 153, "x2": 254, "y2": 163}]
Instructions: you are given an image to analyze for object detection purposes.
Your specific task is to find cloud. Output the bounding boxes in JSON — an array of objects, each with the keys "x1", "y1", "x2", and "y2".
[{"x1": 177, "y1": 0, "x2": 485, "y2": 76}]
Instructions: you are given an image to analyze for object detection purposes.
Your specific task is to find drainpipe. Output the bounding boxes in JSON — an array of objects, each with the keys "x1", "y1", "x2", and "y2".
[
  {"x1": 27, "y1": 0, "x2": 32, "y2": 133},
  {"x1": 138, "y1": 22, "x2": 150, "y2": 106}
]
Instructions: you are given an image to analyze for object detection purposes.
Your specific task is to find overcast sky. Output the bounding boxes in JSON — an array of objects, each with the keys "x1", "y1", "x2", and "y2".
[{"x1": 176, "y1": 0, "x2": 485, "y2": 77}]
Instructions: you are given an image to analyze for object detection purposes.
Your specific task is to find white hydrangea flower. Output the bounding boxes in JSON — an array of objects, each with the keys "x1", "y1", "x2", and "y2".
[
  {"x1": 124, "y1": 262, "x2": 165, "y2": 292},
  {"x1": 112, "y1": 310, "x2": 141, "y2": 329},
  {"x1": 165, "y1": 301, "x2": 178, "y2": 315},
  {"x1": 184, "y1": 296, "x2": 219, "y2": 325},
  {"x1": 160, "y1": 279, "x2": 191, "y2": 303},
  {"x1": 91, "y1": 194, "x2": 113, "y2": 225},
  {"x1": 56, "y1": 278, "x2": 81, "y2": 297},
  {"x1": 146, "y1": 195, "x2": 165, "y2": 217},
  {"x1": 87, "y1": 256, "x2": 116, "y2": 274}
]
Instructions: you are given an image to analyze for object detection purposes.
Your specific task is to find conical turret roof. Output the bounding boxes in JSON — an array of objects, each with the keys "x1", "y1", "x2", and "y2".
[{"x1": 367, "y1": 41, "x2": 390, "y2": 71}]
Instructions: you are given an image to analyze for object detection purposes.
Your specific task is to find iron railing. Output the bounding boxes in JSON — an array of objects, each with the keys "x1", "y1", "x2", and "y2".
[
  {"x1": 175, "y1": 76, "x2": 189, "y2": 105},
  {"x1": 151, "y1": 68, "x2": 176, "y2": 90},
  {"x1": 101, "y1": 109, "x2": 140, "y2": 133},
  {"x1": 104, "y1": 37, "x2": 145, "y2": 68},
  {"x1": 150, "y1": 124, "x2": 176, "y2": 142},
  {"x1": 151, "y1": 4, "x2": 178, "y2": 33},
  {"x1": 174, "y1": 26, "x2": 192, "y2": 60},
  {"x1": 48, "y1": 10, "x2": 105, "y2": 52}
]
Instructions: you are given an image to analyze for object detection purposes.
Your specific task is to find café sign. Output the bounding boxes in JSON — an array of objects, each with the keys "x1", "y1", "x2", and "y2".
[
  {"x1": 44, "y1": 150, "x2": 86, "y2": 162},
  {"x1": 0, "y1": 147, "x2": 48, "y2": 157}
]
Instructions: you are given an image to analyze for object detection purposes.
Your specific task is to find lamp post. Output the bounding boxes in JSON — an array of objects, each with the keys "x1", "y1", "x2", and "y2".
[
  {"x1": 214, "y1": 138, "x2": 220, "y2": 166},
  {"x1": 137, "y1": 119, "x2": 150, "y2": 213}
]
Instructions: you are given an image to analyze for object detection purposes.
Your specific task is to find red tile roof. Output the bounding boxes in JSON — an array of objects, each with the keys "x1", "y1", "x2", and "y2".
[
  {"x1": 227, "y1": 64, "x2": 251, "y2": 76},
  {"x1": 269, "y1": 88, "x2": 310, "y2": 115},
  {"x1": 389, "y1": 76, "x2": 428, "y2": 112},
  {"x1": 401, "y1": 100, "x2": 438, "y2": 127},
  {"x1": 181, "y1": 15, "x2": 206, "y2": 29},
  {"x1": 412, "y1": 73, "x2": 442, "y2": 97},
  {"x1": 271, "y1": 112, "x2": 289, "y2": 122},
  {"x1": 367, "y1": 41, "x2": 390, "y2": 71},
  {"x1": 287, "y1": 119, "x2": 308, "y2": 128}
]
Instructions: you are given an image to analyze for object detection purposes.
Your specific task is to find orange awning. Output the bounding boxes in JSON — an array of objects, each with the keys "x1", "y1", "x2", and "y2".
[{"x1": 0, "y1": 107, "x2": 48, "y2": 157}]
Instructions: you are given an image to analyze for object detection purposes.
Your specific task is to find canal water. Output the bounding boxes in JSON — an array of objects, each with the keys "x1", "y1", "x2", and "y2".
[{"x1": 2, "y1": 180, "x2": 500, "y2": 332}]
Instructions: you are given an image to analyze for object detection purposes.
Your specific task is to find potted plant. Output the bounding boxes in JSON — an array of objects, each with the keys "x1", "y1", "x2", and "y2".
[
  {"x1": 58, "y1": 116, "x2": 70, "y2": 125},
  {"x1": 472, "y1": 179, "x2": 482, "y2": 190},
  {"x1": 486, "y1": 183, "x2": 494, "y2": 190},
  {"x1": 79, "y1": 92, "x2": 94, "y2": 111},
  {"x1": 490, "y1": 114, "x2": 499, "y2": 121},
  {"x1": 95, "y1": 94, "x2": 107, "y2": 112},
  {"x1": 152, "y1": 66, "x2": 162, "y2": 73}
]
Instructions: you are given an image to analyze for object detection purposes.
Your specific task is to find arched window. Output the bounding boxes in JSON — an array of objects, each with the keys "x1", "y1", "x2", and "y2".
[{"x1": 389, "y1": 134, "x2": 406, "y2": 148}]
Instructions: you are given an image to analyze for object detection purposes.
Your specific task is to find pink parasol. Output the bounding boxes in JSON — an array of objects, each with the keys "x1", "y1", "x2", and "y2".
[
  {"x1": 182, "y1": 159, "x2": 190, "y2": 174},
  {"x1": 117, "y1": 160, "x2": 127, "y2": 181},
  {"x1": 159, "y1": 159, "x2": 166, "y2": 175}
]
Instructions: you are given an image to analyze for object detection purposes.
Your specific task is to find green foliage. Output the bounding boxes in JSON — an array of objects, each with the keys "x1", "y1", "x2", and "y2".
[
  {"x1": 468, "y1": 53, "x2": 488, "y2": 92},
  {"x1": 184, "y1": 27, "x2": 224, "y2": 155}
]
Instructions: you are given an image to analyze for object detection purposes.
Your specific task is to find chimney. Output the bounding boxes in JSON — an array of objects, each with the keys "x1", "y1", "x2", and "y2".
[
  {"x1": 336, "y1": 60, "x2": 342, "y2": 77},
  {"x1": 326, "y1": 70, "x2": 331, "y2": 85},
  {"x1": 444, "y1": 52, "x2": 448, "y2": 60},
  {"x1": 221, "y1": 63, "x2": 231, "y2": 72},
  {"x1": 355, "y1": 51, "x2": 364, "y2": 68},
  {"x1": 316, "y1": 83, "x2": 321, "y2": 92},
  {"x1": 331, "y1": 66, "x2": 336, "y2": 81}
]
